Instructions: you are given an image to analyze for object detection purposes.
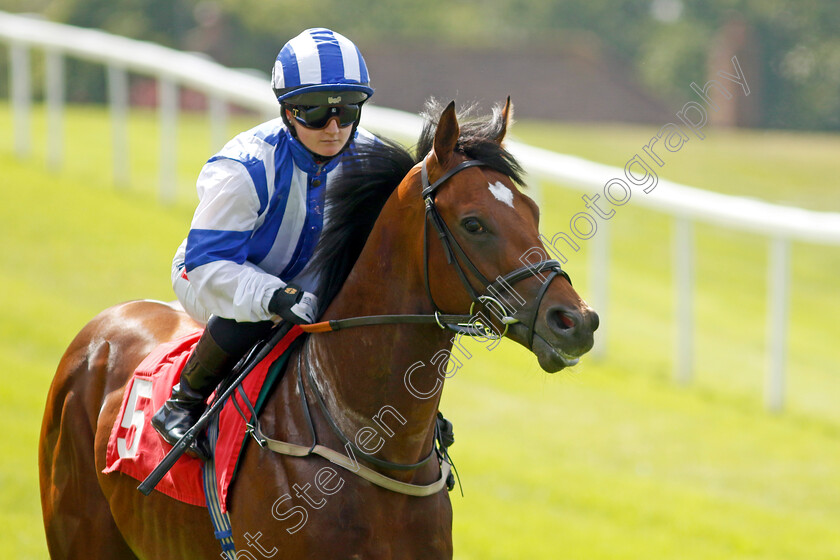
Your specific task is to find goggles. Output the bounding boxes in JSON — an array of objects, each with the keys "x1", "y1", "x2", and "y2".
[{"x1": 288, "y1": 104, "x2": 361, "y2": 129}]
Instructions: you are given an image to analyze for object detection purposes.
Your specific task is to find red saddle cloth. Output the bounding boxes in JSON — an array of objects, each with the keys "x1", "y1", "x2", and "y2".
[{"x1": 103, "y1": 325, "x2": 304, "y2": 511}]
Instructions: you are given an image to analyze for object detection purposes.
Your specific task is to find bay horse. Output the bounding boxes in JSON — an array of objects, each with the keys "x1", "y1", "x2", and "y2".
[{"x1": 39, "y1": 99, "x2": 598, "y2": 559}]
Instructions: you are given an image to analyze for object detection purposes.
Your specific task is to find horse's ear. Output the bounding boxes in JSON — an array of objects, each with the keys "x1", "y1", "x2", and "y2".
[
  {"x1": 432, "y1": 101, "x2": 459, "y2": 168},
  {"x1": 494, "y1": 96, "x2": 513, "y2": 145}
]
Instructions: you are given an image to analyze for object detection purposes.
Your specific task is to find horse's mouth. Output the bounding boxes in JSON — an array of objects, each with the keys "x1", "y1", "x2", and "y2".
[
  {"x1": 506, "y1": 323, "x2": 583, "y2": 373},
  {"x1": 532, "y1": 331, "x2": 581, "y2": 373}
]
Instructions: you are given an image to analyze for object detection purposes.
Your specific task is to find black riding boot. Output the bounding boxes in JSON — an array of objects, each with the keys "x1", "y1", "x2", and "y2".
[{"x1": 151, "y1": 328, "x2": 236, "y2": 461}]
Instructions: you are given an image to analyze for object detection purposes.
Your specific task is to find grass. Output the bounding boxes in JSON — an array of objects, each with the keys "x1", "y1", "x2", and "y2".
[
  {"x1": 1, "y1": 103, "x2": 839, "y2": 559},
  {"x1": 510, "y1": 121, "x2": 840, "y2": 212}
]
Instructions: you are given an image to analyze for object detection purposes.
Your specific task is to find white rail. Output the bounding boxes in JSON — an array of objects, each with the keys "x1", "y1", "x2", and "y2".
[{"x1": 3, "y1": 11, "x2": 839, "y2": 412}]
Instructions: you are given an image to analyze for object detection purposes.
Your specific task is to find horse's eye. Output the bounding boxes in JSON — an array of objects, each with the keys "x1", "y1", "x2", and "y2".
[{"x1": 462, "y1": 217, "x2": 486, "y2": 234}]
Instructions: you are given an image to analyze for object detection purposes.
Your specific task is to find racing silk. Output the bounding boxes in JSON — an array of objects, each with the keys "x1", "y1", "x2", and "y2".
[{"x1": 173, "y1": 118, "x2": 376, "y2": 323}]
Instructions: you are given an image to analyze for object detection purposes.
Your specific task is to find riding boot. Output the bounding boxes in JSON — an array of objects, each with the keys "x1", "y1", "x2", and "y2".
[{"x1": 151, "y1": 328, "x2": 236, "y2": 461}]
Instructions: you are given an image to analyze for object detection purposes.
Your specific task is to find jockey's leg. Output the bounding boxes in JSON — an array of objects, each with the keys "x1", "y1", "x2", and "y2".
[{"x1": 151, "y1": 316, "x2": 273, "y2": 460}]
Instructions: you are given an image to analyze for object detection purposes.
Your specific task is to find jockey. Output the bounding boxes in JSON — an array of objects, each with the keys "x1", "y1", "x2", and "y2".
[{"x1": 152, "y1": 28, "x2": 376, "y2": 460}]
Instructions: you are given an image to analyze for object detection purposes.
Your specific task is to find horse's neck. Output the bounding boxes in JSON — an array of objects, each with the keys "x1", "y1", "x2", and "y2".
[
  {"x1": 304, "y1": 318, "x2": 452, "y2": 466},
  {"x1": 303, "y1": 205, "x2": 452, "y2": 465}
]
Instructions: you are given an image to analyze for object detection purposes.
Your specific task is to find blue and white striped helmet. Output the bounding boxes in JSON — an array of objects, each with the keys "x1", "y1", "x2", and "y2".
[{"x1": 271, "y1": 28, "x2": 373, "y2": 104}]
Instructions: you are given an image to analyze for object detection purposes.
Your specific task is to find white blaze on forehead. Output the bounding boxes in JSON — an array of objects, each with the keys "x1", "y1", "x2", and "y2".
[{"x1": 488, "y1": 181, "x2": 515, "y2": 208}]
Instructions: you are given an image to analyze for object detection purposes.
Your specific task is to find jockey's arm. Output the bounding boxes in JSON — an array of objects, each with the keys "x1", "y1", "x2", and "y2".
[{"x1": 184, "y1": 158, "x2": 286, "y2": 323}]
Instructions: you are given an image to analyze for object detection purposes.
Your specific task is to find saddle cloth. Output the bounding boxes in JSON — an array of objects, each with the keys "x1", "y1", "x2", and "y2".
[{"x1": 103, "y1": 325, "x2": 304, "y2": 511}]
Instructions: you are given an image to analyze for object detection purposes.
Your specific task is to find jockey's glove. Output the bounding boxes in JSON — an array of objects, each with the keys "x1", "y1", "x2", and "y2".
[{"x1": 268, "y1": 283, "x2": 318, "y2": 324}]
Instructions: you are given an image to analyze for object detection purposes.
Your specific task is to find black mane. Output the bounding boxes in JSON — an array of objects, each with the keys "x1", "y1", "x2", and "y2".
[
  {"x1": 310, "y1": 100, "x2": 525, "y2": 312},
  {"x1": 308, "y1": 137, "x2": 414, "y2": 312}
]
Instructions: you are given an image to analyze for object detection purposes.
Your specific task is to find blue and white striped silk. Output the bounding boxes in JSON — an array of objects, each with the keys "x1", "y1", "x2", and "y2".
[{"x1": 172, "y1": 118, "x2": 376, "y2": 323}]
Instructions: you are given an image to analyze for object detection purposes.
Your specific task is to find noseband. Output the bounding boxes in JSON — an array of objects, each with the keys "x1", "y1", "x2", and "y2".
[{"x1": 302, "y1": 155, "x2": 571, "y2": 350}]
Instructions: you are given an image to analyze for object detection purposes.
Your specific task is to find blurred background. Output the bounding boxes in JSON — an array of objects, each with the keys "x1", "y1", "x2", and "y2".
[
  {"x1": 3, "y1": 0, "x2": 840, "y2": 128},
  {"x1": 1, "y1": 1, "x2": 838, "y2": 559}
]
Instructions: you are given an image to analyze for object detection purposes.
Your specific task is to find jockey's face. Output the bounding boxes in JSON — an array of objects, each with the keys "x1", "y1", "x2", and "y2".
[{"x1": 286, "y1": 108, "x2": 354, "y2": 158}]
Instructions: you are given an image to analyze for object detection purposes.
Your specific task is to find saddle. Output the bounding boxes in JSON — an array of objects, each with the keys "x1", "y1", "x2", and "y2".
[{"x1": 103, "y1": 326, "x2": 304, "y2": 510}]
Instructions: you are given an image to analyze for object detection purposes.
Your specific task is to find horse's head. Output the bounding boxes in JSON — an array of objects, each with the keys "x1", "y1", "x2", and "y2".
[{"x1": 417, "y1": 100, "x2": 599, "y2": 372}]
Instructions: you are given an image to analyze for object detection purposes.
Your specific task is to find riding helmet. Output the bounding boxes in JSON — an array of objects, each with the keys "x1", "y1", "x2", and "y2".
[{"x1": 271, "y1": 28, "x2": 374, "y2": 106}]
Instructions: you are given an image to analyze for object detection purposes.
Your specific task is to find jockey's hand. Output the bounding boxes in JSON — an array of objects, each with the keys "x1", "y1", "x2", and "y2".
[{"x1": 268, "y1": 284, "x2": 318, "y2": 324}]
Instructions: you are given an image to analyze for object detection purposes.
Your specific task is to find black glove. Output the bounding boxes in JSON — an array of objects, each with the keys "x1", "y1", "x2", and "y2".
[{"x1": 268, "y1": 284, "x2": 318, "y2": 324}]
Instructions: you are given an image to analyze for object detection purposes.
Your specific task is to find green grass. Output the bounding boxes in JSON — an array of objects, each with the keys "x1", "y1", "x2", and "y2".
[
  {"x1": 1, "y1": 104, "x2": 839, "y2": 559},
  {"x1": 511, "y1": 121, "x2": 840, "y2": 212}
]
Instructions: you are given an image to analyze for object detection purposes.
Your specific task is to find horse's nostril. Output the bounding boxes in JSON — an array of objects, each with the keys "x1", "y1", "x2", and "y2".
[
  {"x1": 560, "y1": 313, "x2": 575, "y2": 329},
  {"x1": 549, "y1": 308, "x2": 577, "y2": 331}
]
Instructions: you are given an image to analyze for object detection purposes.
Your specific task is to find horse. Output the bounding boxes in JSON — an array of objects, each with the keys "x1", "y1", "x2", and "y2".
[{"x1": 39, "y1": 99, "x2": 599, "y2": 559}]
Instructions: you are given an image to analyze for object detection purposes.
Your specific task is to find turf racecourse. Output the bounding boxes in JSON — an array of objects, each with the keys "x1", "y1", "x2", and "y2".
[{"x1": 1, "y1": 104, "x2": 839, "y2": 559}]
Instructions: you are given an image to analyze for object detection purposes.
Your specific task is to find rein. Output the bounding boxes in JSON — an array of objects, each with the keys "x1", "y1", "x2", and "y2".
[{"x1": 301, "y1": 156, "x2": 571, "y2": 350}]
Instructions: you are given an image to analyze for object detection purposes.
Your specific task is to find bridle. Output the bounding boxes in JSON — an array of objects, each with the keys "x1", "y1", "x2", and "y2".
[
  {"x1": 251, "y1": 153, "x2": 575, "y2": 496},
  {"x1": 420, "y1": 156, "x2": 570, "y2": 348},
  {"x1": 302, "y1": 153, "x2": 571, "y2": 351}
]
